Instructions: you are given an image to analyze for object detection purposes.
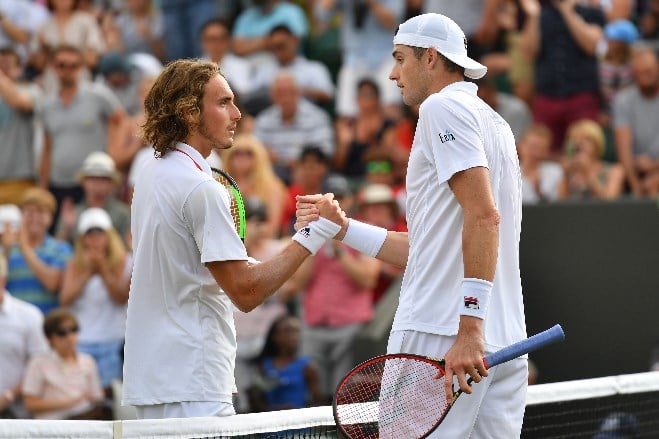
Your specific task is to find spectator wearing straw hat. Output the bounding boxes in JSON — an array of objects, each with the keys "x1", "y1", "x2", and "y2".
[
  {"x1": 55, "y1": 152, "x2": 130, "y2": 245},
  {"x1": 0, "y1": 252, "x2": 48, "y2": 419},
  {"x1": 3, "y1": 188, "x2": 72, "y2": 314}
]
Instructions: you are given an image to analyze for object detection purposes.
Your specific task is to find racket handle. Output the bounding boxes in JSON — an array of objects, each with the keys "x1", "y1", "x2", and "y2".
[{"x1": 483, "y1": 324, "x2": 565, "y2": 369}]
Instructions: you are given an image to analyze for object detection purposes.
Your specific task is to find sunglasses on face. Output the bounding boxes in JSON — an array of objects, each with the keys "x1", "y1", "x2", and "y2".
[
  {"x1": 53, "y1": 325, "x2": 79, "y2": 337},
  {"x1": 55, "y1": 62, "x2": 81, "y2": 70}
]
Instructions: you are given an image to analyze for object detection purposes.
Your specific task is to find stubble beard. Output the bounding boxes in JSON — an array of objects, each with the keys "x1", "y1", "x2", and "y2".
[{"x1": 198, "y1": 118, "x2": 232, "y2": 151}]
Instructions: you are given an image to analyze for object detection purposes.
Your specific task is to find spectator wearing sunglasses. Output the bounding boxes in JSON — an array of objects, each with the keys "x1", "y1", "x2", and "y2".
[
  {"x1": 59, "y1": 207, "x2": 131, "y2": 393},
  {"x1": 22, "y1": 307, "x2": 105, "y2": 420}
]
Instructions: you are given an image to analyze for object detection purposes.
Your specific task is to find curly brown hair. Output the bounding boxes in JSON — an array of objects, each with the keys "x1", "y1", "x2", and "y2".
[{"x1": 142, "y1": 59, "x2": 222, "y2": 157}]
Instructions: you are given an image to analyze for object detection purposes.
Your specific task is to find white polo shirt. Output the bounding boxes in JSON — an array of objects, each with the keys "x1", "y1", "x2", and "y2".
[
  {"x1": 0, "y1": 291, "x2": 48, "y2": 394},
  {"x1": 123, "y1": 143, "x2": 248, "y2": 406},
  {"x1": 393, "y1": 82, "x2": 526, "y2": 351}
]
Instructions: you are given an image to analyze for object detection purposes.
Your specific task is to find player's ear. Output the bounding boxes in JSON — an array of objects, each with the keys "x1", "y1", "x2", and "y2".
[{"x1": 426, "y1": 48, "x2": 440, "y2": 69}]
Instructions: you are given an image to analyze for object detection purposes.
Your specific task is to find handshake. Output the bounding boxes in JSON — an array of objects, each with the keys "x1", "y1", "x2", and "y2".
[
  {"x1": 291, "y1": 193, "x2": 347, "y2": 255},
  {"x1": 292, "y1": 193, "x2": 388, "y2": 259}
]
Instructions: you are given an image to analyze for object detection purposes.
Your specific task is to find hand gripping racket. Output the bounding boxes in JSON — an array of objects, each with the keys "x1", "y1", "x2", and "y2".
[
  {"x1": 333, "y1": 324, "x2": 565, "y2": 439},
  {"x1": 211, "y1": 167, "x2": 246, "y2": 242}
]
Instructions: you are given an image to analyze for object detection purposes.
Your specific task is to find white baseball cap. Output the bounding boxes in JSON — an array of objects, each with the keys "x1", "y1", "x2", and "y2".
[
  {"x1": 359, "y1": 184, "x2": 395, "y2": 205},
  {"x1": 76, "y1": 151, "x2": 120, "y2": 182},
  {"x1": 393, "y1": 13, "x2": 487, "y2": 80},
  {"x1": 77, "y1": 207, "x2": 113, "y2": 235},
  {"x1": 0, "y1": 204, "x2": 21, "y2": 233}
]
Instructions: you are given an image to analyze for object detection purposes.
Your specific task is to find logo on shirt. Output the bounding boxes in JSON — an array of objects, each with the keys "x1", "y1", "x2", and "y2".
[
  {"x1": 439, "y1": 130, "x2": 456, "y2": 143},
  {"x1": 464, "y1": 296, "x2": 480, "y2": 310}
]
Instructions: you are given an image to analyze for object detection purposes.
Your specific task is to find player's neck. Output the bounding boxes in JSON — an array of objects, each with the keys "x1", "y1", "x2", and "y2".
[{"x1": 182, "y1": 135, "x2": 211, "y2": 160}]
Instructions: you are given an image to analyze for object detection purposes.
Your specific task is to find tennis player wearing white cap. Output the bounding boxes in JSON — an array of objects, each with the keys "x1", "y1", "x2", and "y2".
[{"x1": 297, "y1": 13, "x2": 527, "y2": 437}]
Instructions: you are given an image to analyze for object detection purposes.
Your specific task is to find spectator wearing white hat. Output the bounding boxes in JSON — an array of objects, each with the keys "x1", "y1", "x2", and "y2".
[
  {"x1": 59, "y1": 207, "x2": 131, "y2": 393},
  {"x1": 55, "y1": 152, "x2": 130, "y2": 245}
]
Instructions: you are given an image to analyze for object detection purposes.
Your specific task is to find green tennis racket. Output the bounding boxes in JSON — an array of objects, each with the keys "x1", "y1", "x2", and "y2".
[{"x1": 211, "y1": 167, "x2": 246, "y2": 242}]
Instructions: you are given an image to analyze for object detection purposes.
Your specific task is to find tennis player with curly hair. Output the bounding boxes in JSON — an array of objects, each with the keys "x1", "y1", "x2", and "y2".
[{"x1": 123, "y1": 59, "x2": 344, "y2": 419}]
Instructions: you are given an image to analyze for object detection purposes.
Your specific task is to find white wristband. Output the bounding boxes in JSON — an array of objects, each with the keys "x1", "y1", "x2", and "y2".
[
  {"x1": 460, "y1": 278, "x2": 493, "y2": 320},
  {"x1": 341, "y1": 219, "x2": 387, "y2": 258},
  {"x1": 292, "y1": 217, "x2": 342, "y2": 255}
]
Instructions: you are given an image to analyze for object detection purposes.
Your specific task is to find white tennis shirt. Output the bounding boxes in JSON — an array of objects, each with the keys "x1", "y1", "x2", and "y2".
[
  {"x1": 393, "y1": 82, "x2": 526, "y2": 351},
  {"x1": 123, "y1": 142, "x2": 248, "y2": 406}
]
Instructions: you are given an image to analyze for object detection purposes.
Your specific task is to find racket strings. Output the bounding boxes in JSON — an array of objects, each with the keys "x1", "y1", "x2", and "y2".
[
  {"x1": 335, "y1": 357, "x2": 449, "y2": 438},
  {"x1": 212, "y1": 170, "x2": 243, "y2": 237}
]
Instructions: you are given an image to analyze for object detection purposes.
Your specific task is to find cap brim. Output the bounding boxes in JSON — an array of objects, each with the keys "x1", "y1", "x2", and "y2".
[
  {"x1": 76, "y1": 171, "x2": 121, "y2": 183},
  {"x1": 441, "y1": 51, "x2": 487, "y2": 79}
]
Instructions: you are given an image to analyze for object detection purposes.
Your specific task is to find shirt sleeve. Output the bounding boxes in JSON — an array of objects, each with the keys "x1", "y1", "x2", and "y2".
[
  {"x1": 183, "y1": 179, "x2": 248, "y2": 264},
  {"x1": 420, "y1": 96, "x2": 488, "y2": 185}
]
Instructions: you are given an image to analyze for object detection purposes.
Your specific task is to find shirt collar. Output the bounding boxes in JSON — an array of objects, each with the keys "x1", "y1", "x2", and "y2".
[
  {"x1": 173, "y1": 142, "x2": 212, "y2": 175},
  {"x1": 440, "y1": 81, "x2": 478, "y2": 96}
]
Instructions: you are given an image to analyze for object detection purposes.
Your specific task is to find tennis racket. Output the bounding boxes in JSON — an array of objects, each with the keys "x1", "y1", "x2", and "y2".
[
  {"x1": 333, "y1": 324, "x2": 565, "y2": 439},
  {"x1": 211, "y1": 167, "x2": 246, "y2": 242}
]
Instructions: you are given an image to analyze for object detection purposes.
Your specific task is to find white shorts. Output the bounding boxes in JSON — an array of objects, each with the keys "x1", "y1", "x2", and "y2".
[
  {"x1": 135, "y1": 401, "x2": 235, "y2": 419},
  {"x1": 335, "y1": 61, "x2": 402, "y2": 117},
  {"x1": 387, "y1": 330, "x2": 527, "y2": 439}
]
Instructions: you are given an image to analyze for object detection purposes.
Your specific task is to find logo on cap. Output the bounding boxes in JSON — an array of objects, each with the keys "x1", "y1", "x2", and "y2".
[{"x1": 464, "y1": 36, "x2": 468, "y2": 50}]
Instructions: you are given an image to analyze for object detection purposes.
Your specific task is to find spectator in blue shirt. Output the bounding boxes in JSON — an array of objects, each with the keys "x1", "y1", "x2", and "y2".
[{"x1": 2, "y1": 188, "x2": 72, "y2": 314}]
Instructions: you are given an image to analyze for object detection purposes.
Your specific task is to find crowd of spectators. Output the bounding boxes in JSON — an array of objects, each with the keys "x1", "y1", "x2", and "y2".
[{"x1": 1, "y1": 0, "x2": 659, "y2": 419}]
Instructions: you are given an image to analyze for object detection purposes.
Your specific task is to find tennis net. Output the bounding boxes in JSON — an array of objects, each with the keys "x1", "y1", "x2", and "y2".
[{"x1": 1, "y1": 371, "x2": 658, "y2": 438}]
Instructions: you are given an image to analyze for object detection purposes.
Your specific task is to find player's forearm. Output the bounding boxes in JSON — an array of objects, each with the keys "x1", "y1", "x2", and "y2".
[
  {"x1": 462, "y1": 211, "x2": 499, "y2": 281},
  {"x1": 374, "y1": 231, "x2": 409, "y2": 268},
  {"x1": 209, "y1": 242, "x2": 311, "y2": 313}
]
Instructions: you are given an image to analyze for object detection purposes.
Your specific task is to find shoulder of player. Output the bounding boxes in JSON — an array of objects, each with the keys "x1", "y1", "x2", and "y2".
[{"x1": 420, "y1": 91, "x2": 477, "y2": 124}]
